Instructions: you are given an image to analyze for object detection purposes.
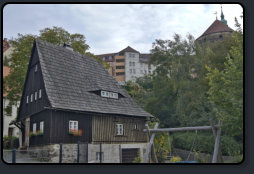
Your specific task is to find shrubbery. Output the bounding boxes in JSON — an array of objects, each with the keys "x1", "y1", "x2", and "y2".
[
  {"x1": 172, "y1": 132, "x2": 242, "y2": 156},
  {"x1": 3, "y1": 136, "x2": 19, "y2": 149}
]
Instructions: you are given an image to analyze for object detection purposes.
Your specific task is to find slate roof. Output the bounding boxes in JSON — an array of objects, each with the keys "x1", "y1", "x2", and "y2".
[
  {"x1": 197, "y1": 20, "x2": 233, "y2": 39},
  {"x1": 36, "y1": 39, "x2": 153, "y2": 118}
]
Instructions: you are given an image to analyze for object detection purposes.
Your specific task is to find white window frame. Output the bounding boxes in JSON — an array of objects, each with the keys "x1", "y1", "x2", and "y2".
[
  {"x1": 40, "y1": 121, "x2": 44, "y2": 133},
  {"x1": 39, "y1": 89, "x2": 42, "y2": 99},
  {"x1": 116, "y1": 124, "x2": 124, "y2": 135},
  {"x1": 31, "y1": 94, "x2": 33, "y2": 102},
  {"x1": 33, "y1": 123, "x2": 37, "y2": 134},
  {"x1": 113, "y1": 93, "x2": 118, "y2": 99},
  {"x1": 34, "y1": 64, "x2": 38, "y2": 72},
  {"x1": 27, "y1": 96, "x2": 29, "y2": 104},
  {"x1": 69, "y1": 120, "x2": 78, "y2": 132},
  {"x1": 35, "y1": 91, "x2": 37, "y2": 101}
]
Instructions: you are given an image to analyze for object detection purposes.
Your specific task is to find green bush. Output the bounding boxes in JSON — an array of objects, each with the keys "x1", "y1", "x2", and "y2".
[
  {"x1": 172, "y1": 132, "x2": 242, "y2": 156},
  {"x1": 3, "y1": 136, "x2": 19, "y2": 149}
]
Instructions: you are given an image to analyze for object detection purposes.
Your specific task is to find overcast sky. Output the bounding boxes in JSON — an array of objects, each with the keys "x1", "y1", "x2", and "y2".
[{"x1": 3, "y1": 4, "x2": 243, "y2": 54}]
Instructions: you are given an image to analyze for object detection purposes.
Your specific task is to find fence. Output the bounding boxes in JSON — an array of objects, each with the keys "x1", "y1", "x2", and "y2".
[{"x1": 3, "y1": 142, "x2": 142, "y2": 163}]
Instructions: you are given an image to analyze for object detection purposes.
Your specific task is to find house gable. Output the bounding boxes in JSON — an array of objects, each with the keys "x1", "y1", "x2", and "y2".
[{"x1": 17, "y1": 42, "x2": 51, "y2": 121}]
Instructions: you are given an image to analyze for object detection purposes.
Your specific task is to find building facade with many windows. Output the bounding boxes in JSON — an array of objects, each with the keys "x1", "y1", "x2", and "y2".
[{"x1": 97, "y1": 46, "x2": 156, "y2": 85}]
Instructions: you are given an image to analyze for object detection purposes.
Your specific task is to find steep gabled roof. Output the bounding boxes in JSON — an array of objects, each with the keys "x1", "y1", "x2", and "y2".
[
  {"x1": 36, "y1": 39, "x2": 153, "y2": 117},
  {"x1": 197, "y1": 20, "x2": 233, "y2": 39},
  {"x1": 118, "y1": 46, "x2": 140, "y2": 54}
]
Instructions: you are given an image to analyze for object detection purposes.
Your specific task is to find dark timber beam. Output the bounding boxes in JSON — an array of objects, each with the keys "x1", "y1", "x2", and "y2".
[{"x1": 143, "y1": 125, "x2": 220, "y2": 133}]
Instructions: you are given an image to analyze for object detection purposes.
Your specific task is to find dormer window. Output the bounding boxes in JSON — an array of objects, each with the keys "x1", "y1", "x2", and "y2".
[{"x1": 101, "y1": 90, "x2": 119, "y2": 99}]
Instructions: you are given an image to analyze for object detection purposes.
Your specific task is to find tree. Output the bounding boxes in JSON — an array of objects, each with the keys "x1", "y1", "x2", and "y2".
[
  {"x1": 3, "y1": 26, "x2": 96, "y2": 116},
  {"x1": 206, "y1": 31, "x2": 243, "y2": 137}
]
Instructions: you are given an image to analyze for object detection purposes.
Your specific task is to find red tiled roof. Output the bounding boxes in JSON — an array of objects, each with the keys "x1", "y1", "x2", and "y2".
[
  {"x1": 3, "y1": 66, "x2": 10, "y2": 97},
  {"x1": 198, "y1": 20, "x2": 233, "y2": 39},
  {"x1": 3, "y1": 66, "x2": 10, "y2": 77},
  {"x1": 3, "y1": 39, "x2": 10, "y2": 52}
]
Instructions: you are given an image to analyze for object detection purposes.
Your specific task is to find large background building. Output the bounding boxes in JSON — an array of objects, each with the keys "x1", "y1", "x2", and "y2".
[
  {"x1": 3, "y1": 39, "x2": 19, "y2": 138},
  {"x1": 97, "y1": 46, "x2": 156, "y2": 85},
  {"x1": 196, "y1": 7, "x2": 233, "y2": 44}
]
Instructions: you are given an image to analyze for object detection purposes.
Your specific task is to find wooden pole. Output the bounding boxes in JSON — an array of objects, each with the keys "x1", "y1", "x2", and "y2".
[
  {"x1": 210, "y1": 119, "x2": 223, "y2": 163},
  {"x1": 144, "y1": 125, "x2": 220, "y2": 133},
  {"x1": 167, "y1": 132, "x2": 172, "y2": 156},
  {"x1": 144, "y1": 123, "x2": 159, "y2": 163},
  {"x1": 212, "y1": 121, "x2": 222, "y2": 163}
]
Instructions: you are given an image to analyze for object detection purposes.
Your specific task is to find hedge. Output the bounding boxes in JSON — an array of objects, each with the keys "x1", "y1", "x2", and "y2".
[
  {"x1": 3, "y1": 136, "x2": 19, "y2": 149},
  {"x1": 172, "y1": 132, "x2": 242, "y2": 156}
]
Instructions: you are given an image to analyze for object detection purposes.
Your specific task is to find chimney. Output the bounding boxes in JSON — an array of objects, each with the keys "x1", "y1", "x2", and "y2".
[{"x1": 63, "y1": 43, "x2": 73, "y2": 51}]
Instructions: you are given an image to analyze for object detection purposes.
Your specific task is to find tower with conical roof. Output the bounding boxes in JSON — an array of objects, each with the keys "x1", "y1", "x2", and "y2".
[{"x1": 196, "y1": 5, "x2": 233, "y2": 45}]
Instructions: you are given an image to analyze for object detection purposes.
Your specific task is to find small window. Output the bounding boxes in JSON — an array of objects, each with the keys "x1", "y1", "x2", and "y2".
[
  {"x1": 33, "y1": 123, "x2": 36, "y2": 134},
  {"x1": 105, "y1": 91, "x2": 109, "y2": 97},
  {"x1": 110, "y1": 92, "x2": 114, "y2": 98},
  {"x1": 113, "y1": 93, "x2": 118, "y2": 99},
  {"x1": 27, "y1": 96, "x2": 29, "y2": 104},
  {"x1": 134, "y1": 124, "x2": 137, "y2": 130},
  {"x1": 96, "y1": 152, "x2": 104, "y2": 161},
  {"x1": 141, "y1": 70, "x2": 143, "y2": 74},
  {"x1": 101, "y1": 91, "x2": 106, "y2": 97},
  {"x1": 39, "y1": 89, "x2": 42, "y2": 99},
  {"x1": 129, "y1": 62, "x2": 132, "y2": 66},
  {"x1": 102, "y1": 57, "x2": 106, "y2": 61},
  {"x1": 34, "y1": 64, "x2": 38, "y2": 72},
  {"x1": 69, "y1": 120, "x2": 78, "y2": 132},
  {"x1": 31, "y1": 94, "x2": 33, "y2": 102},
  {"x1": 35, "y1": 91, "x2": 37, "y2": 101},
  {"x1": 130, "y1": 69, "x2": 132, "y2": 73},
  {"x1": 109, "y1": 56, "x2": 112, "y2": 60},
  {"x1": 116, "y1": 124, "x2": 124, "y2": 135},
  {"x1": 133, "y1": 69, "x2": 136, "y2": 74},
  {"x1": 40, "y1": 121, "x2": 44, "y2": 133},
  {"x1": 133, "y1": 62, "x2": 135, "y2": 66}
]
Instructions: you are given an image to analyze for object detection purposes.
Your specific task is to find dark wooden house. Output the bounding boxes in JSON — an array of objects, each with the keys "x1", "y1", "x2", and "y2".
[{"x1": 16, "y1": 39, "x2": 153, "y2": 147}]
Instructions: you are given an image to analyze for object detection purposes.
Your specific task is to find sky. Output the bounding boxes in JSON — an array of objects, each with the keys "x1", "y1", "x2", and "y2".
[{"x1": 3, "y1": 4, "x2": 243, "y2": 55}]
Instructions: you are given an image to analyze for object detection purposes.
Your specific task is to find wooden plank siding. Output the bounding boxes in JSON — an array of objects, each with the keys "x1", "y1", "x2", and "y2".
[
  {"x1": 92, "y1": 115, "x2": 149, "y2": 143},
  {"x1": 50, "y1": 110, "x2": 92, "y2": 144},
  {"x1": 29, "y1": 110, "x2": 51, "y2": 146},
  {"x1": 19, "y1": 46, "x2": 50, "y2": 120}
]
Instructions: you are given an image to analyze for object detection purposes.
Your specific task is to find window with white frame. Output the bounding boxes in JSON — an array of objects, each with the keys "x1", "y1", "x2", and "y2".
[
  {"x1": 69, "y1": 120, "x2": 78, "y2": 132},
  {"x1": 101, "y1": 90, "x2": 118, "y2": 99},
  {"x1": 34, "y1": 64, "x2": 38, "y2": 72},
  {"x1": 39, "y1": 89, "x2": 42, "y2": 99},
  {"x1": 27, "y1": 96, "x2": 29, "y2": 104},
  {"x1": 35, "y1": 91, "x2": 37, "y2": 101},
  {"x1": 116, "y1": 124, "x2": 124, "y2": 135},
  {"x1": 40, "y1": 121, "x2": 44, "y2": 133},
  {"x1": 31, "y1": 94, "x2": 33, "y2": 102},
  {"x1": 33, "y1": 123, "x2": 36, "y2": 133}
]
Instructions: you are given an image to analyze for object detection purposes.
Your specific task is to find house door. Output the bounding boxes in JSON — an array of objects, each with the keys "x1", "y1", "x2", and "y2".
[
  {"x1": 8, "y1": 127, "x2": 14, "y2": 137},
  {"x1": 121, "y1": 148, "x2": 139, "y2": 163},
  {"x1": 24, "y1": 118, "x2": 30, "y2": 147}
]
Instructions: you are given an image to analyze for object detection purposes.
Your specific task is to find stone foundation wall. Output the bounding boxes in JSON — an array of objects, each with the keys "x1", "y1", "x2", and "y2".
[{"x1": 28, "y1": 143, "x2": 149, "y2": 163}]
